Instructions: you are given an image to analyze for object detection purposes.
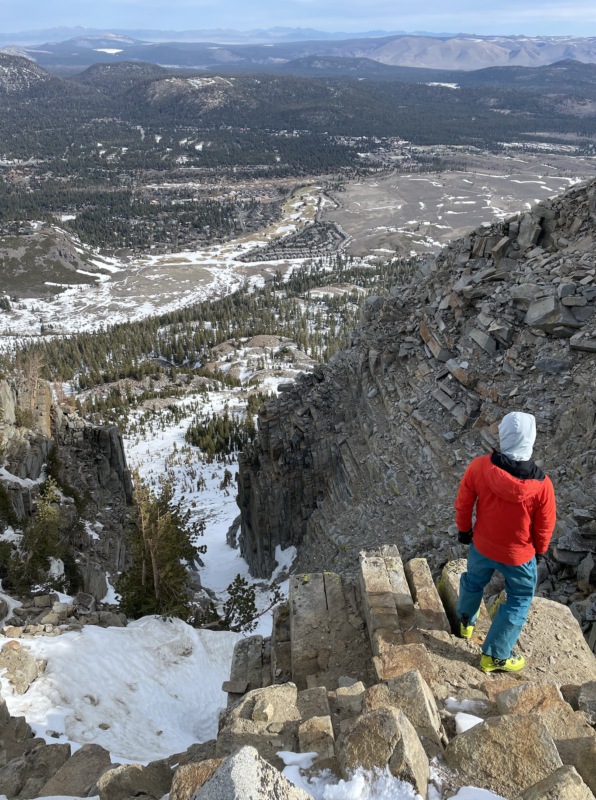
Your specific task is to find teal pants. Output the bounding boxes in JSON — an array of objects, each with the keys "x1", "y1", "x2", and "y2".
[{"x1": 457, "y1": 542, "x2": 537, "y2": 660}]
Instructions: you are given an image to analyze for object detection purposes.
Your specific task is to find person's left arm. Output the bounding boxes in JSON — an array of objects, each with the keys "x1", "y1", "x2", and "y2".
[{"x1": 454, "y1": 460, "x2": 478, "y2": 543}]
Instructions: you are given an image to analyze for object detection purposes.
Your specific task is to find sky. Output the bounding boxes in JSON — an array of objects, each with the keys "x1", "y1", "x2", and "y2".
[{"x1": 2, "y1": 0, "x2": 596, "y2": 38}]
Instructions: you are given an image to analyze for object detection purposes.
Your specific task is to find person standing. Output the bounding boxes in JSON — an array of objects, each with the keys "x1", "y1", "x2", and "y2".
[{"x1": 454, "y1": 411, "x2": 556, "y2": 672}]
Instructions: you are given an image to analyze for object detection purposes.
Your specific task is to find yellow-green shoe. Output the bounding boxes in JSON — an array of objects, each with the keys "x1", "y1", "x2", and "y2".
[
  {"x1": 460, "y1": 622, "x2": 474, "y2": 639},
  {"x1": 480, "y1": 653, "x2": 525, "y2": 673}
]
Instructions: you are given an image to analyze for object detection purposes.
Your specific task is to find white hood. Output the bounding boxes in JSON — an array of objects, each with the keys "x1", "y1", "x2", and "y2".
[{"x1": 498, "y1": 412, "x2": 536, "y2": 462}]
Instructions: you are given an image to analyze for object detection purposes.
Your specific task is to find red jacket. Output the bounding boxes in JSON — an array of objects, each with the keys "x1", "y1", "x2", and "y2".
[{"x1": 454, "y1": 454, "x2": 556, "y2": 566}]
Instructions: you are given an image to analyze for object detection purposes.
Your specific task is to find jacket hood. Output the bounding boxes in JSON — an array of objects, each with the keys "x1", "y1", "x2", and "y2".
[
  {"x1": 484, "y1": 456, "x2": 545, "y2": 504},
  {"x1": 498, "y1": 412, "x2": 536, "y2": 461}
]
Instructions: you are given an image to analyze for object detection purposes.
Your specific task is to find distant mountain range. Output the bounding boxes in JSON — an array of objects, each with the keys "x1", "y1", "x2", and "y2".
[
  {"x1": 2, "y1": 30, "x2": 596, "y2": 74},
  {"x1": 0, "y1": 27, "x2": 455, "y2": 45}
]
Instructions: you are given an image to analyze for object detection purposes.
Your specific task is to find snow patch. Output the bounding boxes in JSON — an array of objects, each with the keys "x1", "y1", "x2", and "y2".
[{"x1": 2, "y1": 617, "x2": 240, "y2": 763}]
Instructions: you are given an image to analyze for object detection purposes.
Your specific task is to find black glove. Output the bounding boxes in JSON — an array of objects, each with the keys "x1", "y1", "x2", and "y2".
[
  {"x1": 458, "y1": 529, "x2": 473, "y2": 545},
  {"x1": 536, "y1": 552, "x2": 545, "y2": 565}
]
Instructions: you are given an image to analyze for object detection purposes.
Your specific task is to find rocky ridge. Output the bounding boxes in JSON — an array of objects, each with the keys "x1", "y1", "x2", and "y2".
[
  {"x1": 237, "y1": 176, "x2": 596, "y2": 651},
  {"x1": 0, "y1": 376, "x2": 133, "y2": 604}
]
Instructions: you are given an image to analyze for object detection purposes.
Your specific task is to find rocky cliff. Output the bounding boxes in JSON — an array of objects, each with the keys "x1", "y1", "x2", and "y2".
[
  {"x1": 238, "y1": 176, "x2": 596, "y2": 649},
  {"x1": 0, "y1": 377, "x2": 133, "y2": 600}
]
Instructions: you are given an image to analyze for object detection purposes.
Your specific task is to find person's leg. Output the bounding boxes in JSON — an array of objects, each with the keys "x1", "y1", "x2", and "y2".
[
  {"x1": 457, "y1": 543, "x2": 496, "y2": 626},
  {"x1": 482, "y1": 556, "x2": 537, "y2": 660}
]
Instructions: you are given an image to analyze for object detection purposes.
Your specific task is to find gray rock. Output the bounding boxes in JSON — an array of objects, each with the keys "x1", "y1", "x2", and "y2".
[
  {"x1": 559, "y1": 282, "x2": 577, "y2": 298},
  {"x1": 524, "y1": 297, "x2": 581, "y2": 336},
  {"x1": 336, "y1": 682, "x2": 365, "y2": 719},
  {"x1": 516, "y1": 765, "x2": 594, "y2": 800},
  {"x1": 517, "y1": 215, "x2": 542, "y2": 249},
  {"x1": 577, "y1": 554, "x2": 596, "y2": 585},
  {"x1": 0, "y1": 757, "x2": 28, "y2": 798},
  {"x1": 96, "y1": 761, "x2": 173, "y2": 800},
  {"x1": 364, "y1": 669, "x2": 443, "y2": 746},
  {"x1": 216, "y1": 683, "x2": 301, "y2": 770},
  {"x1": 0, "y1": 743, "x2": 71, "y2": 800},
  {"x1": 510, "y1": 283, "x2": 545, "y2": 309},
  {"x1": 38, "y1": 743, "x2": 111, "y2": 797},
  {"x1": 191, "y1": 746, "x2": 311, "y2": 800},
  {"x1": 336, "y1": 707, "x2": 429, "y2": 795},
  {"x1": 534, "y1": 357, "x2": 573, "y2": 375},
  {"x1": 180, "y1": 740, "x2": 217, "y2": 766},
  {"x1": 577, "y1": 681, "x2": 596, "y2": 726},
  {"x1": 73, "y1": 592, "x2": 96, "y2": 615},
  {"x1": 0, "y1": 693, "x2": 10, "y2": 731}
]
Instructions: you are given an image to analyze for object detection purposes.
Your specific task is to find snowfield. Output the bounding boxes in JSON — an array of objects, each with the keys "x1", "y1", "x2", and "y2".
[{"x1": 1, "y1": 617, "x2": 240, "y2": 764}]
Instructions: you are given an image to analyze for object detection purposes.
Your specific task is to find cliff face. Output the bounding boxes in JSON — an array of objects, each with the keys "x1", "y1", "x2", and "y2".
[
  {"x1": 0, "y1": 378, "x2": 133, "y2": 599},
  {"x1": 238, "y1": 177, "x2": 596, "y2": 649}
]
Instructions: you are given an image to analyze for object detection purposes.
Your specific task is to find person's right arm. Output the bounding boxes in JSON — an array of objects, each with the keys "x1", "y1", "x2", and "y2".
[{"x1": 454, "y1": 460, "x2": 478, "y2": 542}]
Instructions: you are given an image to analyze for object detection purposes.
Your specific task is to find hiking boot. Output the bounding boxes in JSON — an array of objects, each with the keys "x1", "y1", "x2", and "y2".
[
  {"x1": 460, "y1": 622, "x2": 474, "y2": 639},
  {"x1": 480, "y1": 653, "x2": 525, "y2": 673}
]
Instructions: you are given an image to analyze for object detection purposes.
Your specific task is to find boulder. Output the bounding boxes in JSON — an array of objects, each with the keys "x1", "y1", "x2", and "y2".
[
  {"x1": 335, "y1": 707, "x2": 428, "y2": 796},
  {"x1": 170, "y1": 759, "x2": 225, "y2": 800},
  {"x1": 38, "y1": 743, "x2": 111, "y2": 797},
  {"x1": 574, "y1": 738, "x2": 596, "y2": 794},
  {"x1": 298, "y1": 716, "x2": 335, "y2": 760},
  {"x1": 516, "y1": 765, "x2": 594, "y2": 800},
  {"x1": 372, "y1": 642, "x2": 437, "y2": 687},
  {"x1": 495, "y1": 682, "x2": 594, "y2": 764},
  {"x1": 179, "y1": 740, "x2": 217, "y2": 766},
  {"x1": 191, "y1": 746, "x2": 311, "y2": 800},
  {"x1": 0, "y1": 693, "x2": 10, "y2": 730},
  {"x1": 0, "y1": 757, "x2": 29, "y2": 799},
  {"x1": 96, "y1": 760, "x2": 173, "y2": 800},
  {"x1": 73, "y1": 592, "x2": 96, "y2": 615},
  {"x1": 444, "y1": 714, "x2": 562, "y2": 797},
  {"x1": 215, "y1": 683, "x2": 301, "y2": 770},
  {"x1": 524, "y1": 297, "x2": 580, "y2": 336},
  {"x1": 510, "y1": 283, "x2": 550, "y2": 309},
  {"x1": 534, "y1": 357, "x2": 573, "y2": 375},
  {"x1": 335, "y1": 682, "x2": 365, "y2": 719},
  {"x1": 517, "y1": 215, "x2": 542, "y2": 249},
  {"x1": 364, "y1": 670, "x2": 443, "y2": 747},
  {"x1": 0, "y1": 743, "x2": 70, "y2": 800},
  {"x1": 297, "y1": 687, "x2": 331, "y2": 721},
  {"x1": 0, "y1": 643, "x2": 45, "y2": 695}
]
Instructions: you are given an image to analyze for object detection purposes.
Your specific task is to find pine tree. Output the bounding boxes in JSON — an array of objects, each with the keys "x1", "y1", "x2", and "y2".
[{"x1": 117, "y1": 473, "x2": 197, "y2": 619}]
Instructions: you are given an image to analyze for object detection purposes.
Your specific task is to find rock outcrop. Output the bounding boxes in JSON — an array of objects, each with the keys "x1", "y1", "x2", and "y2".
[
  {"x1": 0, "y1": 377, "x2": 133, "y2": 601},
  {"x1": 210, "y1": 545, "x2": 596, "y2": 798}
]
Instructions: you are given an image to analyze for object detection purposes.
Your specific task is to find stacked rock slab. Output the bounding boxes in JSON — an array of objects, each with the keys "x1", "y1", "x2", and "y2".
[{"x1": 214, "y1": 549, "x2": 596, "y2": 798}]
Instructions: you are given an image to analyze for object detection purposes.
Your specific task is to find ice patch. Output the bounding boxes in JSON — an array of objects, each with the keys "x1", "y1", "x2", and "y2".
[
  {"x1": 103, "y1": 573, "x2": 120, "y2": 605},
  {"x1": 445, "y1": 697, "x2": 488, "y2": 714},
  {"x1": 455, "y1": 712, "x2": 484, "y2": 734}
]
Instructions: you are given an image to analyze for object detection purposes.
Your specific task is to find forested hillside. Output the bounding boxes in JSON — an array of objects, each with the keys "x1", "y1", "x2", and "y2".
[{"x1": 2, "y1": 54, "x2": 596, "y2": 165}]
